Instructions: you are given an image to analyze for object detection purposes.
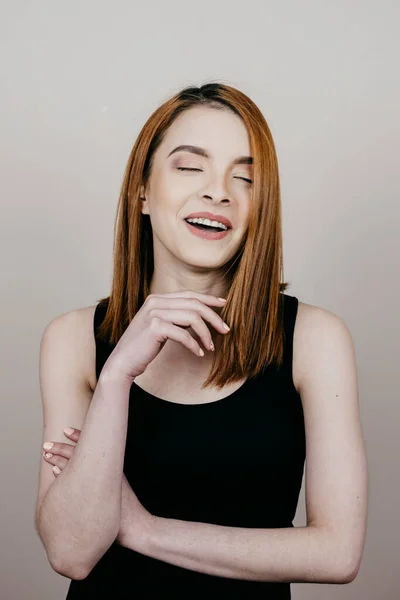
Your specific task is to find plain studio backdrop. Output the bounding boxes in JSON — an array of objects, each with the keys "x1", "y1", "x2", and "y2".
[{"x1": 0, "y1": 1, "x2": 398, "y2": 598}]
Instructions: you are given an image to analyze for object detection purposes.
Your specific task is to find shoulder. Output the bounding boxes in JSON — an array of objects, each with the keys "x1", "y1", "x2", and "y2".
[
  {"x1": 44, "y1": 304, "x2": 98, "y2": 392},
  {"x1": 293, "y1": 299, "x2": 354, "y2": 394}
]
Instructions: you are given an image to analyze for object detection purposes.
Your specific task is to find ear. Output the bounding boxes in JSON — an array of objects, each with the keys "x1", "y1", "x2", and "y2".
[{"x1": 140, "y1": 184, "x2": 150, "y2": 216}]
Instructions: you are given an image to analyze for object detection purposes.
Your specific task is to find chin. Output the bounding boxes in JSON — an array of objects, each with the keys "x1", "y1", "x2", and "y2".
[{"x1": 180, "y1": 254, "x2": 227, "y2": 270}]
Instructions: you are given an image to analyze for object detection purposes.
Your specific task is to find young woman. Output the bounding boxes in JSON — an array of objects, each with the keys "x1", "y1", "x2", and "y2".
[{"x1": 35, "y1": 82, "x2": 368, "y2": 599}]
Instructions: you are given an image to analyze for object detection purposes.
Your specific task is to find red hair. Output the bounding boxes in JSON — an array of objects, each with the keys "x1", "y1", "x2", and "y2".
[{"x1": 97, "y1": 82, "x2": 289, "y2": 390}]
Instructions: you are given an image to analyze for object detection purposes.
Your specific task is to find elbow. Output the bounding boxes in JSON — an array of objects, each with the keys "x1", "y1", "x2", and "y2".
[
  {"x1": 37, "y1": 527, "x2": 91, "y2": 581},
  {"x1": 37, "y1": 510, "x2": 118, "y2": 581},
  {"x1": 50, "y1": 555, "x2": 89, "y2": 581},
  {"x1": 315, "y1": 525, "x2": 363, "y2": 584},
  {"x1": 48, "y1": 530, "x2": 118, "y2": 581},
  {"x1": 331, "y1": 554, "x2": 361, "y2": 584},
  {"x1": 36, "y1": 514, "x2": 89, "y2": 580},
  {"x1": 340, "y1": 557, "x2": 361, "y2": 584}
]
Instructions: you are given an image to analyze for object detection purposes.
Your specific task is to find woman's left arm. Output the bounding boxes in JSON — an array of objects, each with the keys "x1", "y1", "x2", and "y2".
[{"x1": 122, "y1": 307, "x2": 368, "y2": 584}]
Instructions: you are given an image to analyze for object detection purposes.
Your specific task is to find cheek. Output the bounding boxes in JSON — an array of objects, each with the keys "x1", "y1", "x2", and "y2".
[
  {"x1": 154, "y1": 171, "x2": 186, "y2": 201},
  {"x1": 237, "y1": 196, "x2": 252, "y2": 222},
  {"x1": 154, "y1": 176, "x2": 192, "y2": 217},
  {"x1": 146, "y1": 192, "x2": 182, "y2": 232}
]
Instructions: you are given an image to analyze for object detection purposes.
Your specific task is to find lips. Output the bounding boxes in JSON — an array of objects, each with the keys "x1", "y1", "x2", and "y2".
[
  {"x1": 183, "y1": 219, "x2": 231, "y2": 240},
  {"x1": 183, "y1": 211, "x2": 232, "y2": 229}
]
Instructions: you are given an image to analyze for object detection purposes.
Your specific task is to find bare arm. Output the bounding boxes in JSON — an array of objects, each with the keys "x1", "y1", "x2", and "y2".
[
  {"x1": 36, "y1": 312, "x2": 132, "y2": 580},
  {"x1": 119, "y1": 307, "x2": 367, "y2": 584}
]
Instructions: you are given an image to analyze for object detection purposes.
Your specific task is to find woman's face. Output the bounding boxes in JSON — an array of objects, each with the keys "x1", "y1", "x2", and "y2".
[{"x1": 140, "y1": 106, "x2": 253, "y2": 272}]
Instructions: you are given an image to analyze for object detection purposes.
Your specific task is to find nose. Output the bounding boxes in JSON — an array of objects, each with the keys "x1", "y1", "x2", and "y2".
[{"x1": 202, "y1": 173, "x2": 231, "y2": 204}]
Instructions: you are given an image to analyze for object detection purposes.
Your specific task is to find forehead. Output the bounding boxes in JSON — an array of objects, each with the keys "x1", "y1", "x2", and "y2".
[{"x1": 159, "y1": 106, "x2": 251, "y2": 159}]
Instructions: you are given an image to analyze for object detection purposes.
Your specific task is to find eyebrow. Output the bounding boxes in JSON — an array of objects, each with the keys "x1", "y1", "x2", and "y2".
[{"x1": 167, "y1": 144, "x2": 253, "y2": 166}]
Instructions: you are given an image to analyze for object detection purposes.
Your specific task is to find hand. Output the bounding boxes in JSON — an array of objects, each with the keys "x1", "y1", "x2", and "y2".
[
  {"x1": 104, "y1": 290, "x2": 229, "y2": 383},
  {"x1": 42, "y1": 427, "x2": 156, "y2": 550}
]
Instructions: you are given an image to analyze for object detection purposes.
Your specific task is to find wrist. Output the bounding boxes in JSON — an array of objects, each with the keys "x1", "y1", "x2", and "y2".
[
  {"x1": 142, "y1": 514, "x2": 160, "y2": 555},
  {"x1": 123, "y1": 512, "x2": 159, "y2": 556},
  {"x1": 98, "y1": 365, "x2": 134, "y2": 391}
]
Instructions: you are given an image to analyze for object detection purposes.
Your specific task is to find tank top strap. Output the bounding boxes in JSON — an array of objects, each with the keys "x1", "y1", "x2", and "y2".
[
  {"x1": 93, "y1": 300, "x2": 114, "y2": 382},
  {"x1": 280, "y1": 293, "x2": 299, "y2": 393}
]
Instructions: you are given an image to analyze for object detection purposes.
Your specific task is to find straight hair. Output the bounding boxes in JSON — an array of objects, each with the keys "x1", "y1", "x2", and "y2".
[{"x1": 96, "y1": 82, "x2": 290, "y2": 390}]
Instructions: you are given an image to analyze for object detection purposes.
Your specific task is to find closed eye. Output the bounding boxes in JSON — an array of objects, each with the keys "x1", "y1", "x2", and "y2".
[
  {"x1": 176, "y1": 167, "x2": 252, "y2": 184},
  {"x1": 176, "y1": 167, "x2": 202, "y2": 172}
]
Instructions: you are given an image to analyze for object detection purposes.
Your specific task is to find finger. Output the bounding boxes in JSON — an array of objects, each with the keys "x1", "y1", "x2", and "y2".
[
  {"x1": 63, "y1": 427, "x2": 81, "y2": 442},
  {"x1": 146, "y1": 298, "x2": 230, "y2": 333},
  {"x1": 148, "y1": 308, "x2": 214, "y2": 351},
  {"x1": 42, "y1": 442, "x2": 75, "y2": 459},
  {"x1": 146, "y1": 291, "x2": 227, "y2": 305},
  {"x1": 43, "y1": 453, "x2": 68, "y2": 474},
  {"x1": 43, "y1": 453, "x2": 68, "y2": 469},
  {"x1": 148, "y1": 319, "x2": 206, "y2": 358},
  {"x1": 149, "y1": 306, "x2": 229, "y2": 352}
]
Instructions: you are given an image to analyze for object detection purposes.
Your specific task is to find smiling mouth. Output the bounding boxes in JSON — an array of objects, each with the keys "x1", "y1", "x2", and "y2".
[
  {"x1": 187, "y1": 221, "x2": 221, "y2": 231},
  {"x1": 183, "y1": 219, "x2": 231, "y2": 240},
  {"x1": 183, "y1": 219, "x2": 230, "y2": 232}
]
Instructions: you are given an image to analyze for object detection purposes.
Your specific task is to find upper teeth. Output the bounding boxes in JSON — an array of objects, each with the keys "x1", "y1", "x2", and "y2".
[{"x1": 186, "y1": 217, "x2": 228, "y2": 230}]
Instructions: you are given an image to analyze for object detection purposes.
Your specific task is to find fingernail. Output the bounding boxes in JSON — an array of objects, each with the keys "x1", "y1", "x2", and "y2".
[
  {"x1": 53, "y1": 466, "x2": 61, "y2": 474},
  {"x1": 64, "y1": 427, "x2": 74, "y2": 435},
  {"x1": 44, "y1": 452, "x2": 53, "y2": 459},
  {"x1": 218, "y1": 297, "x2": 226, "y2": 302},
  {"x1": 210, "y1": 340, "x2": 214, "y2": 351},
  {"x1": 43, "y1": 442, "x2": 54, "y2": 450},
  {"x1": 223, "y1": 322, "x2": 230, "y2": 331}
]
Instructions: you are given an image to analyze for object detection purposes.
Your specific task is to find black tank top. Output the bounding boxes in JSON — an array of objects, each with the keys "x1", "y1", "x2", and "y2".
[{"x1": 66, "y1": 293, "x2": 305, "y2": 599}]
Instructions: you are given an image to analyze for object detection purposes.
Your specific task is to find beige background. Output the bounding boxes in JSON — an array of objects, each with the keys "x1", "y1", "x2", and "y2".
[{"x1": 1, "y1": 1, "x2": 399, "y2": 598}]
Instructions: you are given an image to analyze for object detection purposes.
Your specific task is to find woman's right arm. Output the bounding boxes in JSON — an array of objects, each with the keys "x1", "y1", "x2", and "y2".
[
  {"x1": 36, "y1": 292, "x2": 228, "y2": 579},
  {"x1": 35, "y1": 309, "x2": 132, "y2": 581}
]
